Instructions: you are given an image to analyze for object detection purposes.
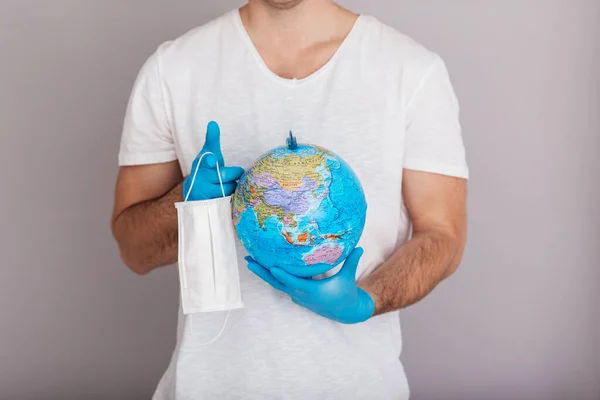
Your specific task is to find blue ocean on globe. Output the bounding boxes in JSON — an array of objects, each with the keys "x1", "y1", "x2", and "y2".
[{"x1": 232, "y1": 134, "x2": 367, "y2": 271}]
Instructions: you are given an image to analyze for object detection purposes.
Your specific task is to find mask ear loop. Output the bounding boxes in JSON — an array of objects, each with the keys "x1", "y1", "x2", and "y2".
[
  {"x1": 191, "y1": 310, "x2": 232, "y2": 345},
  {"x1": 184, "y1": 152, "x2": 226, "y2": 202},
  {"x1": 184, "y1": 151, "x2": 232, "y2": 344}
]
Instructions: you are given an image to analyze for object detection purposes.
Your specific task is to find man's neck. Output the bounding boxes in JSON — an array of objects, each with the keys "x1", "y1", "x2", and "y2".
[{"x1": 240, "y1": 0, "x2": 356, "y2": 51}]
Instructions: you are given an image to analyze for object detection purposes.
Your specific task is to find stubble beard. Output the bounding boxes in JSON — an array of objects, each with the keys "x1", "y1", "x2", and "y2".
[{"x1": 261, "y1": 0, "x2": 306, "y2": 10}]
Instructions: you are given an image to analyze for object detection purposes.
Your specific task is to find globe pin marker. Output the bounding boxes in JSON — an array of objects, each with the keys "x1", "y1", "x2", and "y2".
[{"x1": 287, "y1": 130, "x2": 298, "y2": 150}]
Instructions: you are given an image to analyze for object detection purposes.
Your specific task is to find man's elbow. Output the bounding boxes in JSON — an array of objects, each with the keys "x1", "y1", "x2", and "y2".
[
  {"x1": 119, "y1": 248, "x2": 153, "y2": 275},
  {"x1": 443, "y1": 230, "x2": 466, "y2": 279},
  {"x1": 443, "y1": 257, "x2": 462, "y2": 279},
  {"x1": 112, "y1": 223, "x2": 152, "y2": 276},
  {"x1": 113, "y1": 235, "x2": 152, "y2": 275}
]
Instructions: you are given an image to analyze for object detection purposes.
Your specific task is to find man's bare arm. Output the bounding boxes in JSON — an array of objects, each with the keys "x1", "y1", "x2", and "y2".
[
  {"x1": 111, "y1": 161, "x2": 183, "y2": 275},
  {"x1": 359, "y1": 169, "x2": 467, "y2": 314}
]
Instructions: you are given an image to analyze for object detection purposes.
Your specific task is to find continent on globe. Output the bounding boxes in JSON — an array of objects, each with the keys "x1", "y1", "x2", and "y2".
[{"x1": 233, "y1": 132, "x2": 367, "y2": 272}]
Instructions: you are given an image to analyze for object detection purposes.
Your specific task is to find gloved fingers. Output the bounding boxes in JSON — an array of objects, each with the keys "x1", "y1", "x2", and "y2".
[
  {"x1": 291, "y1": 298, "x2": 338, "y2": 322},
  {"x1": 182, "y1": 177, "x2": 194, "y2": 200},
  {"x1": 197, "y1": 151, "x2": 218, "y2": 169},
  {"x1": 275, "y1": 262, "x2": 336, "y2": 278},
  {"x1": 184, "y1": 182, "x2": 237, "y2": 200},
  {"x1": 220, "y1": 166, "x2": 245, "y2": 182},
  {"x1": 220, "y1": 182, "x2": 238, "y2": 196},
  {"x1": 340, "y1": 247, "x2": 364, "y2": 278},
  {"x1": 205, "y1": 182, "x2": 237, "y2": 197},
  {"x1": 245, "y1": 257, "x2": 290, "y2": 294},
  {"x1": 291, "y1": 297, "x2": 319, "y2": 310},
  {"x1": 201, "y1": 166, "x2": 245, "y2": 184},
  {"x1": 200, "y1": 121, "x2": 225, "y2": 166},
  {"x1": 270, "y1": 267, "x2": 318, "y2": 294},
  {"x1": 291, "y1": 297, "x2": 310, "y2": 309}
]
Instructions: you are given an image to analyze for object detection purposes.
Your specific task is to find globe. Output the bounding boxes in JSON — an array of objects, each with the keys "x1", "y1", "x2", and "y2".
[{"x1": 232, "y1": 133, "x2": 367, "y2": 271}]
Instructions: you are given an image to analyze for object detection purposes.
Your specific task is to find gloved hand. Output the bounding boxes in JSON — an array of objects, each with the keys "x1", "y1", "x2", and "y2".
[
  {"x1": 183, "y1": 121, "x2": 245, "y2": 201},
  {"x1": 245, "y1": 248, "x2": 375, "y2": 324}
]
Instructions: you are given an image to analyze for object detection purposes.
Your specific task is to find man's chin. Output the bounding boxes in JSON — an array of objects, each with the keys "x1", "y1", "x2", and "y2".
[{"x1": 261, "y1": 0, "x2": 305, "y2": 10}]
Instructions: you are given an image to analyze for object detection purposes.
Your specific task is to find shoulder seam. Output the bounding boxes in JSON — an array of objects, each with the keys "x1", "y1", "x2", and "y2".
[
  {"x1": 404, "y1": 56, "x2": 440, "y2": 113},
  {"x1": 153, "y1": 46, "x2": 175, "y2": 135}
]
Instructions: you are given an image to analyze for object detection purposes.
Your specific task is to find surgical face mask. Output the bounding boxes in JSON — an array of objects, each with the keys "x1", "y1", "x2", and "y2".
[{"x1": 174, "y1": 152, "x2": 244, "y2": 316}]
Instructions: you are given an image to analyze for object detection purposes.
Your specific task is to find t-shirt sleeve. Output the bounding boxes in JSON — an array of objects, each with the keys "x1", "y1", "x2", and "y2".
[
  {"x1": 118, "y1": 48, "x2": 177, "y2": 166},
  {"x1": 403, "y1": 56, "x2": 469, "y2": 179}
]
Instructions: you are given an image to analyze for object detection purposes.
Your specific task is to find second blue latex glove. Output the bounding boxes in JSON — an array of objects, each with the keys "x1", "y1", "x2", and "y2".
[
  {"x1": 183, "y1": 121, "x2": 244, "y2": 201},
  {"x1": 246, "y1": 248, "x2": 375, "y2": 324}
]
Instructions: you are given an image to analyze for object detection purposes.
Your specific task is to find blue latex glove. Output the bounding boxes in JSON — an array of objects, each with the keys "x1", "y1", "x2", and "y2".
[
  {"x1": 245, "y1": 248, "x2": 375, "y2": 324},
  {"x1": 183, "y1": 121, "x2": 244, "y2": 201}
]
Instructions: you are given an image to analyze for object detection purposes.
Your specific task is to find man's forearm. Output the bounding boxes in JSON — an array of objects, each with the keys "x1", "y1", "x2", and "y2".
[
  {"x1": 359, "y1": 228, "x2": 463, "y2": 315},
  {"x1": 113, "y1": 181, "x2": 183, "y2": 274}
]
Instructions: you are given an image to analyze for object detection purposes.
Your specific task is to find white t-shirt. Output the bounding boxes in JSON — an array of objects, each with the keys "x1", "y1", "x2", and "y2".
[{"x1": 119, "y1": 9, "x2": 468, "y2": 400}]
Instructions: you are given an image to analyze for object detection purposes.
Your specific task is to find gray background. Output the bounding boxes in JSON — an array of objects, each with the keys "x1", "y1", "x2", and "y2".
[{"x1": 0, "y1": 0, "x2": 598, "y2": 399}]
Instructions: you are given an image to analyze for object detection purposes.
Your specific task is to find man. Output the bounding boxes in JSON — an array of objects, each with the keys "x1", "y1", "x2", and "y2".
[{"x1": 111, "y1": 0, "x2": 468, "y2": 398}]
